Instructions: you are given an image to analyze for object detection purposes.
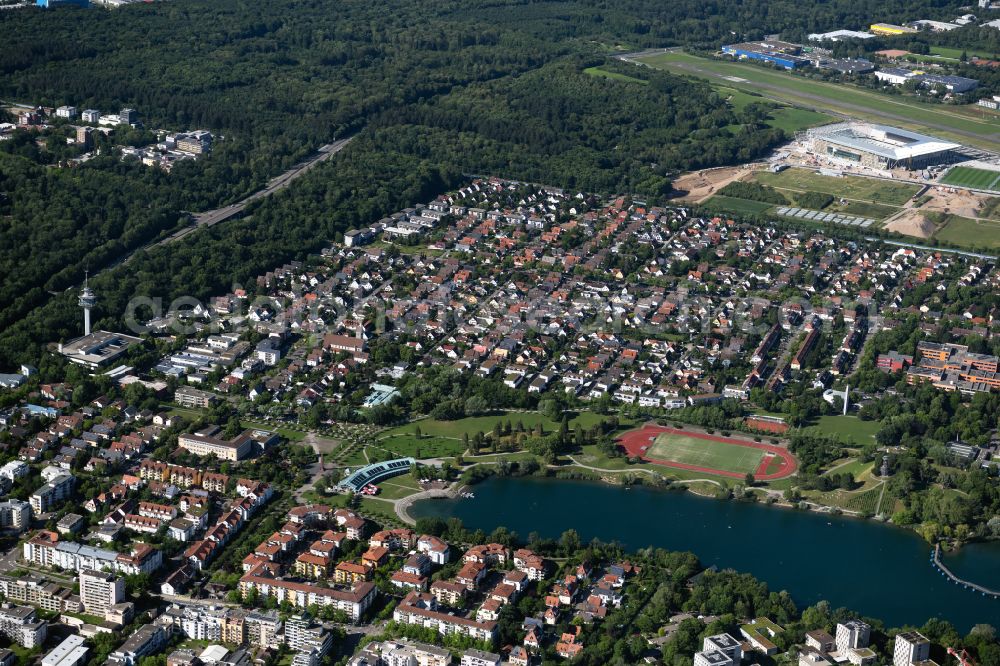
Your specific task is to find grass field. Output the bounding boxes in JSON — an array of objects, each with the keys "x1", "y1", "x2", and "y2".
[
  {"x1": 930, "y1": 46, "x2": 968, "y2": 60},
  {"x1": 979, "y1": 198, "x2": 1000, "y2": 221},
  {"x1": 583, "y1": 66, "x2": 648, "y2": 85},
  {"x1": 636, "y1": 52, "x2": 1000, "y2": 151},
  {"x1": 802, "y1": 415, "x2": 881, "y2": 446},
  {"x1": 373, "y1": 476, "x2": 422, "y2": 500},
  {"x1": 767, "y1": 107, "x2": 832, "y2": 133},
  {"x1": 754, "y1": 168, "x2": 920, "y2": 206},
  {"x1": 576, "y1": 444, "x2": 724, "y2": 478},
  {"x1": 702, "y1": 195, "x2": 774, "y2": 215},
  {"x1": 940, "y1": 166, "x2": 1000, "y2": 193},
  {"x1": 242, "y1": 420, "x2": 307, "y2": 441},
  {"x1": 825, "y1": 458, "x2": 874, "y2": 480},
  {"x1": 648, "y1": 432, "x2": 764, "y2": 475},
  {"x1": 383, "y1": 412, "x2": 613, "y2": 440},
  {"x1": 934, "y1": 215, "x2": 1000, "y2": 250},
  {"x1": 827, "y1": 200, "x2": 899, "y2": 220},
  {"x1": 377, "y1": 433, "x2": 467, "y2": 459}
]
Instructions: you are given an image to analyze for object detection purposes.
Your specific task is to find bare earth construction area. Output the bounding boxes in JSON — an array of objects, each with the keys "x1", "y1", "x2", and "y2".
[{"x1": 617, "y1": 425, "x2": 797, "y2": 480}]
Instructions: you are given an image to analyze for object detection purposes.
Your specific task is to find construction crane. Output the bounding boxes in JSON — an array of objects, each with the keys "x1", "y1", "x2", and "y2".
[{"x1": 947, "y1": 646, "x2": 975, "y2": 666}]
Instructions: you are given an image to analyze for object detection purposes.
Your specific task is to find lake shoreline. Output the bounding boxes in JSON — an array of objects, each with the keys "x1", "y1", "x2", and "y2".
[{"x1": 407, "y1": 474, "x2": 1000, "y2": 631}]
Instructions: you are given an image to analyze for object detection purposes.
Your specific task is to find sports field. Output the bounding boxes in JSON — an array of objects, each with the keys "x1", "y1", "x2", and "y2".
[
  {"x1": 617, "y1": 425, "x2": 797, "y2": 480},
  {"x1": 648, "y1": 431, "x2": 764, "y2": 474},
  {"x1": 940, "y1": 166, "x2": 1000, "y2": 193}
]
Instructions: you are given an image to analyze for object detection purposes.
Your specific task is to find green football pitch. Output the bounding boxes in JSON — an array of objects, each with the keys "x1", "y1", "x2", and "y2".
[
  {"x1": 647, "y1": 432, "x2": 764, "y2": 474},
  {"x1": 940, "y1": 166, "x2": 1000, "y2": 193}
]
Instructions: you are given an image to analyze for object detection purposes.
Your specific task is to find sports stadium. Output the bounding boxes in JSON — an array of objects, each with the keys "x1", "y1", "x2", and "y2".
[
  {"x1": 807, "y1": 122, "x2": 962, "y2": 170},
  {"x1": 617, "y1": 425, "x2": 797, "y2": 480}
]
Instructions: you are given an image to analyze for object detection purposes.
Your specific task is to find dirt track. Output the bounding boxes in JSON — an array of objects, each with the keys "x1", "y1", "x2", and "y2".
[{"x1": 673, "y1": 165, "x2": 759, "y2": 203}]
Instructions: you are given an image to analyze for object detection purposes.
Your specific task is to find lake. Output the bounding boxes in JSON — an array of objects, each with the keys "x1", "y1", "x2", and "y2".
[{"x1": 410, "y1": 476, "x2": 1000, "y2": 632}]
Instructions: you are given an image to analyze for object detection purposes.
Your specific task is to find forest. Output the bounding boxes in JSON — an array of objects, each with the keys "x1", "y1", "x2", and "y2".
[{"x1": 0, "y1": 0, "x2": 983, "y2": 366}]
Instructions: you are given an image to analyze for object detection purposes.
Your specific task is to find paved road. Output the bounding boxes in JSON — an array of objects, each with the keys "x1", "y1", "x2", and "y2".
[
  {"x1": 626, "y1": 54, "x2": 1000, "y2": 152},
  {"x1": 48, "y1": 136, "x2": 355, "y2": 295},
  {"x1": 0, "y1": 541, "x2": 22, "y2": 574},
  {"x1": 140, "y1": 136, "x2": 355, "y2": 252}
]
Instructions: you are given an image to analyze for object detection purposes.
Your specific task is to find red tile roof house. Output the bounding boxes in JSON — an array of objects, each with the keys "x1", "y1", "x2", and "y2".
[
  {"x1": 362, "y1": 546, "x2": 389, "y2": 569},
  {"x1": 464, "y1": 543, "x2": 509, "y2": 567},
  {"x1": 556, "y1": 629, "x2": 584, "y2": 658},
  {"x1": 456, "y1": 561, "x2": 487, "y2": 590},
  {"x1": 390, "y1": 571, "x2": 427, "y2": 592},
  {"x1": 429, "y1": 580, "x2": 467, "y2": 606}
]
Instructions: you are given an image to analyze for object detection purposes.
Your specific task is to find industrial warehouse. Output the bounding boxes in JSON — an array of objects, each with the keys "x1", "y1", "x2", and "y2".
[
  {"x1": 806, "y1": 123, "x2": 963, "y2": 169},
  {"x1": 721, "y1": 40, "x2": 874, "y2": 74}
]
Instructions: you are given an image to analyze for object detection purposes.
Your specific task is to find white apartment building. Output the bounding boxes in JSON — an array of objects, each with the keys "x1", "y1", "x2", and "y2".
[
  {"x1": 160, "y1": 604, "x2": 227, "y2": 641},
  {"x1": 0, "y1": 461, "x2": 28, "y2": 482},
  {"x1": 177, "y1": 431, "x2": 253, "y2": 462},
  {"x1": 238, "y1": 575, "x2": 376, "y2": 622},
  {"x1": 461, "y1": 649, "x2": 502, "y2": 666},
  {"x1": 695, "y1": 650, "x2": 737, "y2": 666},
  {"x1": 894, "y1": 632, "x2": 930, "y2": 666},
  {"x1": 0, "y1": 500, "x2": 30, "y2": 532},
  {"x1": 79, "y1": 569, "x2": 124, "y2": 617},
  {"x1": 837, "y1": 620, "x2": 871, "y2": 652},
  {"x1": 245, "y1": 611, "x2": 282, "y2": 648},
  {"x1": 695, "y1": 634, "x2": 743, "y2": 666},
  {"x1": 0, "y1": 604, "x2": 47, "y2": 648},
  {"x1": 42, "y1": 635, "x2": 88, "y2": 666},
  {"x1": 23, "y1": 533, "x2": 162, "y2": 576},
  {"x1": 30, "y1": 473, "x2": 75, "y2": 514},
  {"x1": 363, "y1": 640, "x2": 451, "y2": 666}
]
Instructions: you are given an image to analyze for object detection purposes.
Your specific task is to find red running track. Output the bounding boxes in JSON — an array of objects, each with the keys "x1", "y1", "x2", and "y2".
[{"x1": 616, "y1": 425, "x2": 797, "y2": 480}]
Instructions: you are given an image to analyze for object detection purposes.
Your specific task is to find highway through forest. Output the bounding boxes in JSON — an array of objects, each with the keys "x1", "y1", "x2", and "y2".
[
  {"x1": 49, "y1": 137, "x2": 354, "y2": 301},
  {"x1": 162, "y1": 136, "x2": 354, "y2": 247}
]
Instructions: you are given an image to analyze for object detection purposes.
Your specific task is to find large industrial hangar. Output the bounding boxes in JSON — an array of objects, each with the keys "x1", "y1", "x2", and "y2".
[{"x1": 807, "y1": 123, "x2": 963, "y2": 169}]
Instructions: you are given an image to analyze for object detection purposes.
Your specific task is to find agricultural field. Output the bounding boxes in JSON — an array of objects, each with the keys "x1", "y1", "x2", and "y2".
[
  {"x1": 635, "y1": 51, "x2": 1000, "y2": 152},
  {"x1": 940, "y1": 166, "x2": 1000, "y2": 193},
  {"x1": 754, "y1": 168, "x2": 920, "y2": 206},
  {"x1": 933, "y1": 215, "x2": 1000, "y2": 250},
  {"x1": 843, "y1": 483, "x2": 896, "y2": 516}
]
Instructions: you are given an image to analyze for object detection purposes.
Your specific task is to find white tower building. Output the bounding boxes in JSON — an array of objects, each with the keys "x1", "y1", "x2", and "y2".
[{"x1": 79, "y1": 273, "x2": 96, "y2": 336}]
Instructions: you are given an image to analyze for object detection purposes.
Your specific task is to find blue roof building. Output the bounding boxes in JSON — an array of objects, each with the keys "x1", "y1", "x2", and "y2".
[
  {"x1": 36, "y1": 0, "x2": 89, "y2": 8},
  {"x1": 722, "y1": 41, "x2": 810, "y2": 70}
]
